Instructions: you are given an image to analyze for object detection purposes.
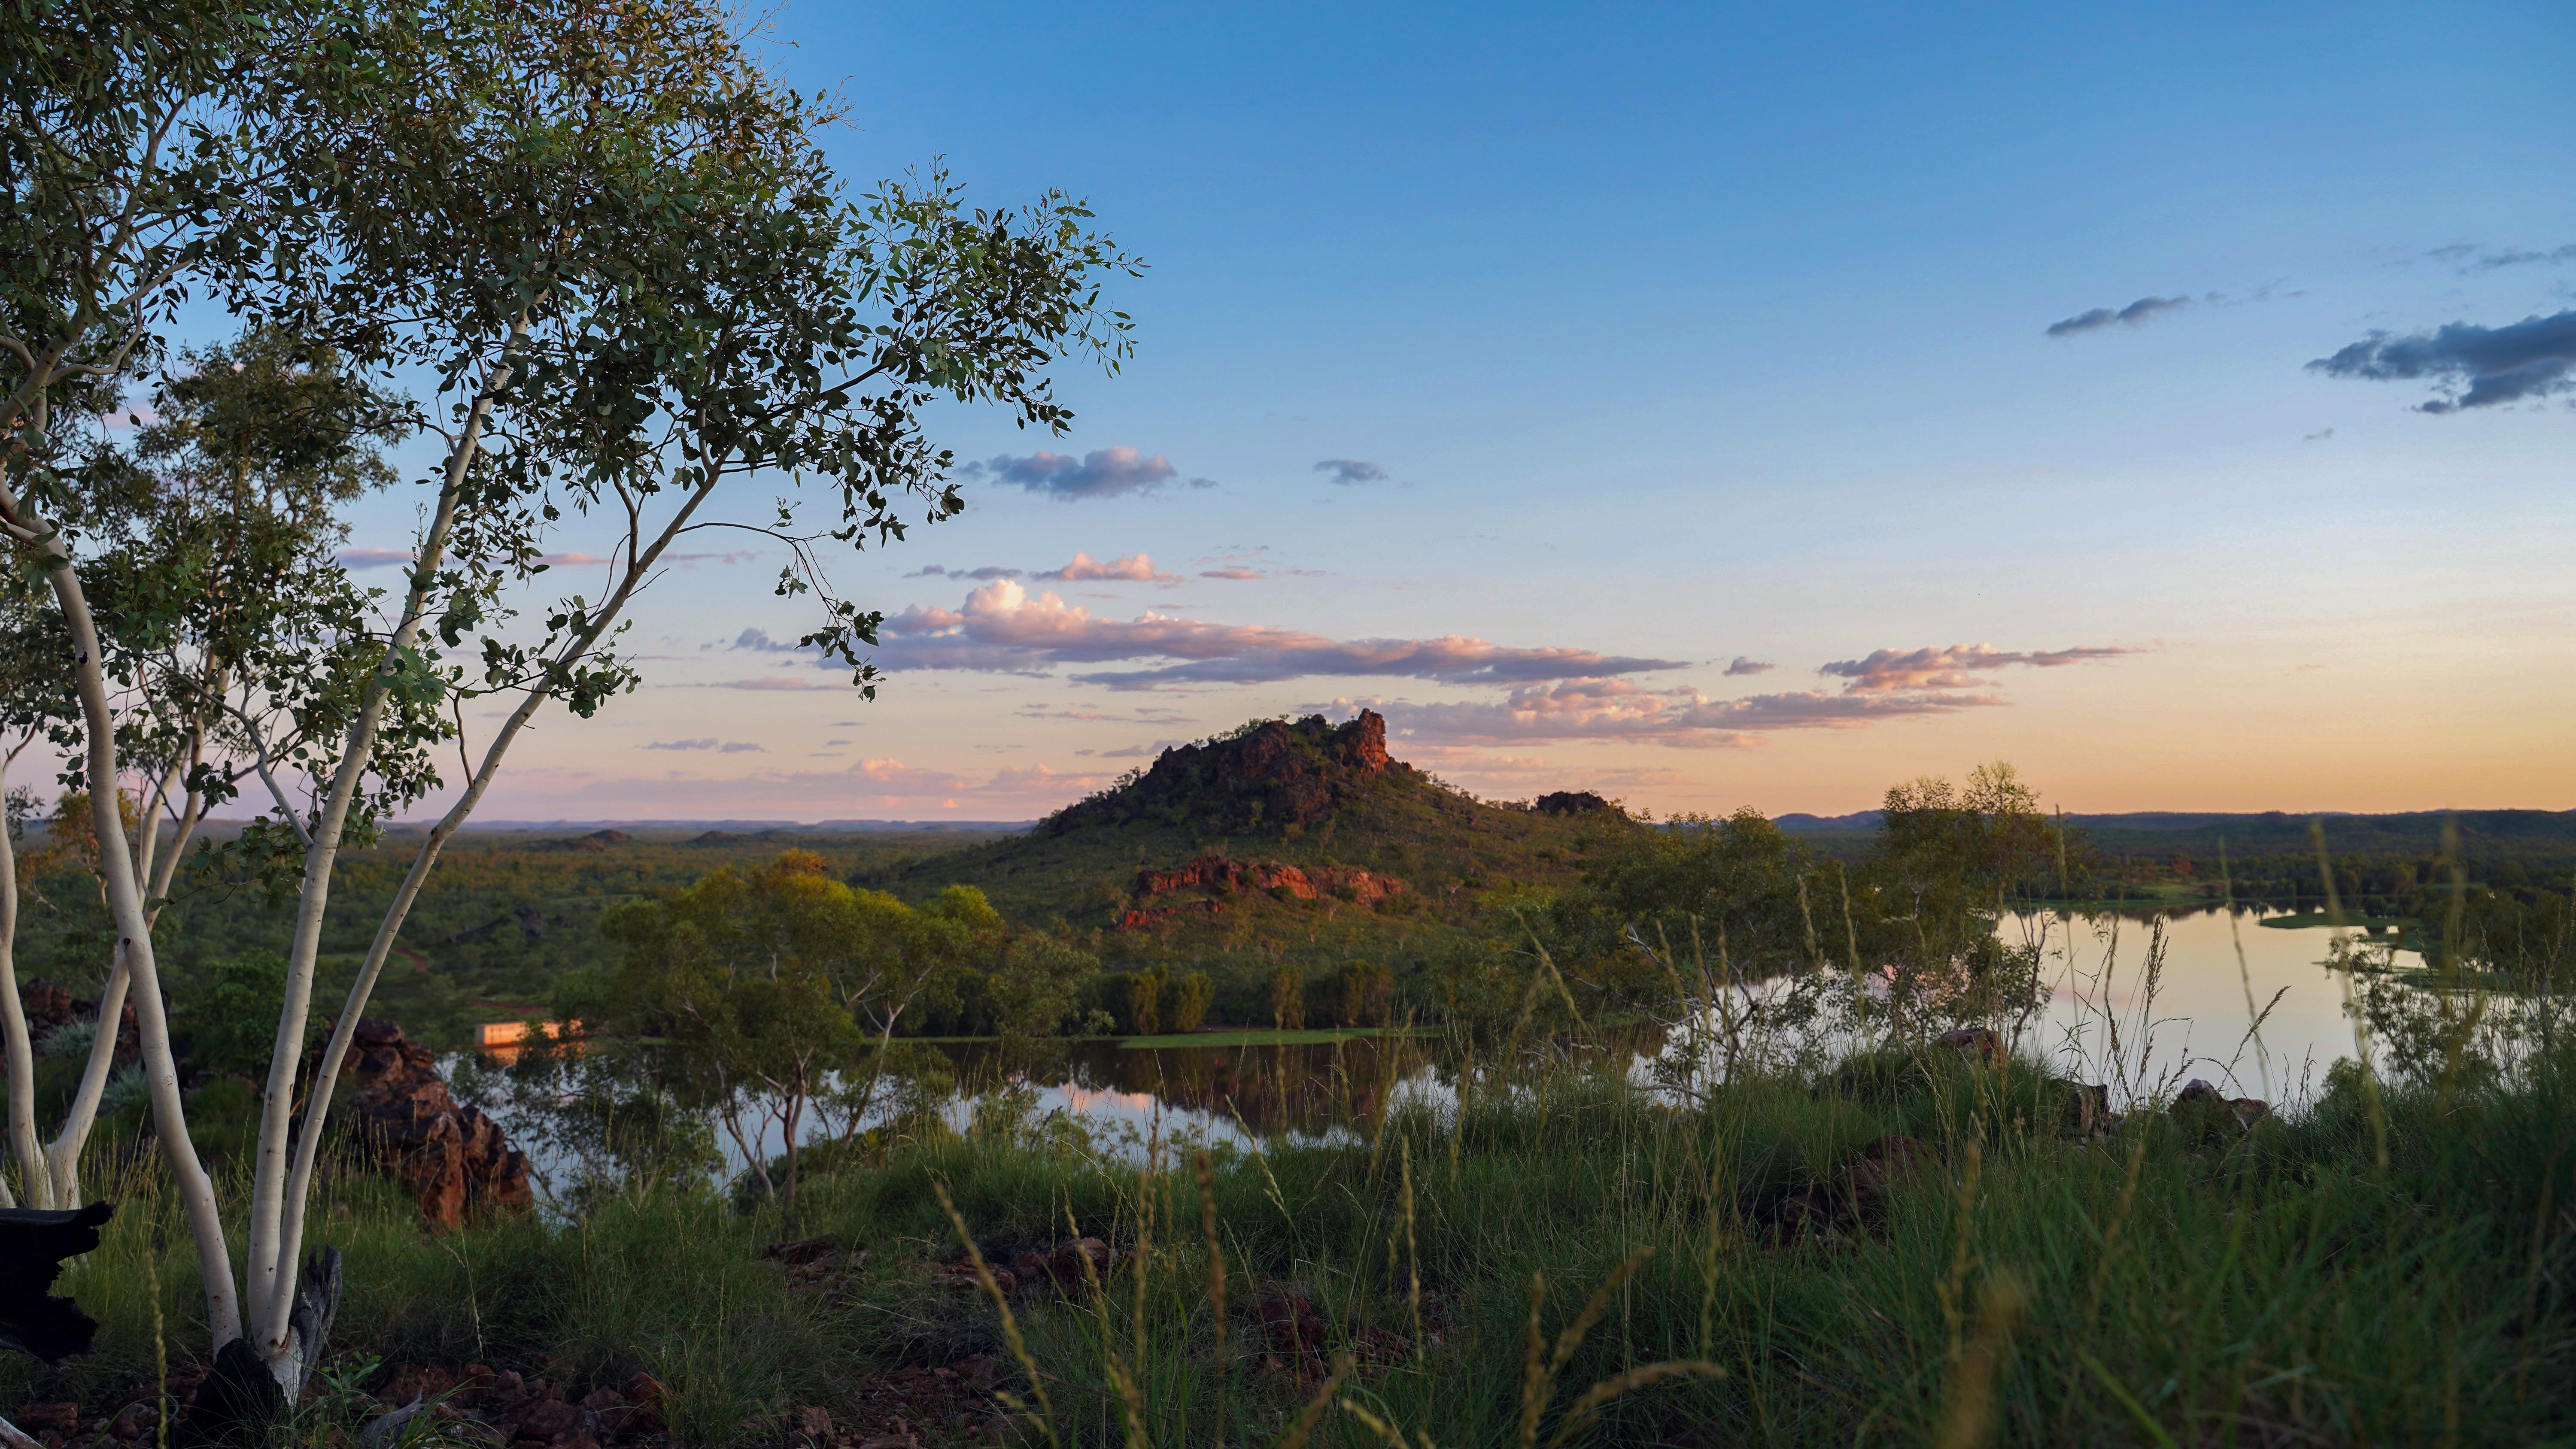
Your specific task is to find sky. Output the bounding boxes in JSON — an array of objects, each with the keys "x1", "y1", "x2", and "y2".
[{"x1": 327, "y1": 0, "x2": 2575, "y2": 824}]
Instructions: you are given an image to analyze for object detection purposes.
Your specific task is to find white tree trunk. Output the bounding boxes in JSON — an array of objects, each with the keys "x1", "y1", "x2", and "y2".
[
  {"x1": 45, "y1": 560, "x2": 243, "y2": 1347},
  {"x1": 0, "y1": 747, "x2": 43, "y2": 1209},
  {"x1": 45, "y1": 774, "x2": 203, "y2": 1210},
  {"x1": 244, "y1": 328, "x2": 525, "y2": 1385}
]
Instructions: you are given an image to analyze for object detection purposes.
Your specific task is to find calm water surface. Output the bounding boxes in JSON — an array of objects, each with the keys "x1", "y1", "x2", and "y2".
[{"x1": 976, "y1": 908, "x2": 2405, "y2": 1146}]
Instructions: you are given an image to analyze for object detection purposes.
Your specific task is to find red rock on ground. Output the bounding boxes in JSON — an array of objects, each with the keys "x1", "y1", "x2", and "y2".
[{"x1": 307, "y1": 1017, "x2": 535, "y2": 1230}]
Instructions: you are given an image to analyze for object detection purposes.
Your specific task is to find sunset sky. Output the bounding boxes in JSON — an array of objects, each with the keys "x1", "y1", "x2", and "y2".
[{"x1": 338, "y1": 0, "x2": 2575, "y2": 824}]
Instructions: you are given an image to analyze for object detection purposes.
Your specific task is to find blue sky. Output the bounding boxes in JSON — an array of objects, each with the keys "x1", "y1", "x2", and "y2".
[{"x1": 346, "y1": 0, "x2": 2575, "y2": 822}]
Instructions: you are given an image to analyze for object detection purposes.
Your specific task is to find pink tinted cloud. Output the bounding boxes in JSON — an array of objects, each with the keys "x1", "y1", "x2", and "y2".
[
  {"x1": 1818, "y1": 643, "x2": 2144, "y2": 693},
  {"x1": 1045, "y1": 552, "x2": 1178, "y2": 583},
  {"x1": 1351, "y1": 677, "x2": 2008, "y2": 749},
  {"x1": 875, "y1": 579, "x2": 1686, "y2": 688}
]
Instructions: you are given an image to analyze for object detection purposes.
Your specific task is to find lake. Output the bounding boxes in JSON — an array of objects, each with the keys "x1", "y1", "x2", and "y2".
[{"x1": 949, "y1": 906, "x2": 2403, "y2": 1149}]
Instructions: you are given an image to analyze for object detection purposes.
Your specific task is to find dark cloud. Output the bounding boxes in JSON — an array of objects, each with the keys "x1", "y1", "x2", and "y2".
[
  {"x1": 2303, "y1": 427, "x2": 2334, "y2": 443},
  {"x1": 644, "y1": 738, "x2": 766, "y2": 752},
  {"x1": 337, "y1": 547, "x2": 415, "y2": 568},
  {"x1": 1314, "y1": 458, "x2": 1388, "y2": 486},
  {"x1": 2308, "y1": 310, "x2": 2576, "y2": 413},
  {"x1": 2045, "y1": 295, "x2": 2192, "y2": 337},
  {"x1": 962, "y1": 446, "x2": 1206, "y2": 499},
  {"x1": 1723, "y1": 657, "x2": 1773, "y2": 676}
]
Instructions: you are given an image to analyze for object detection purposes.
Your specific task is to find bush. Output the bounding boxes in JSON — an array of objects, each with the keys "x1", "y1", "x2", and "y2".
[
  {"x1": 1316, "y1": 961, "x2": 1394, "y2": 1028},
  {"x1": 1161, "y1": 971, "x2": 1212, "y2": 1034},
  {"x1": 1109, "y1": 969, "x2": 1166, "y2": 1035},
  {"x1": 1266, "y1": 967, "x2": 1306, "y2": 1030}
]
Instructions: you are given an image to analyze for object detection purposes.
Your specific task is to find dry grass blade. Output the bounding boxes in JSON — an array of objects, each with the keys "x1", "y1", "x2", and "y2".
[
  {"x1": 1933, "y1": 1271, "x2": 2029, "y2": 1449},
  {"x1": 1273, "y1": 1352, "x2": 1352, "y2": 1449},
  {"x1": 1543, "y1": 1361, "x2": 1727, "y2": 1449},
  {"x1": 1550, "y1": 1247, "x2": 1653, "y2": 1379},
  {"x1": 1518, "y1": 1248, "x2": 1655, "y2": 1444},
  {"x1": 1337, "y1": 1397, "x2": 1433, "y2": 1449},
  {"x1": 932, "y1": 1180, "x2": 1058, "y2": 1449},
  {"x1": 1519, "y1": 1272, "x2": 1552, "y2": 1446},
  {"x1": 1197, "y1": 1146, "x2": 1229, "y2": 1448},
  {"x1": 1103, "y1": 1357, "x2": 1151, "y2": 1449}
]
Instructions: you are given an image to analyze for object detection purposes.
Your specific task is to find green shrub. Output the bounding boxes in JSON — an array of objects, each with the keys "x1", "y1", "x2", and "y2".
[
  {"x1": 1160, "y1": 971, "x2": 1212, "y2": 1034},
  {"x1": 1108, "y1": 968, "x2": 1165, "y2": 1035},
  {"x1": 1265, "y1": 967, "x2": 1306, "y2": 1029}
]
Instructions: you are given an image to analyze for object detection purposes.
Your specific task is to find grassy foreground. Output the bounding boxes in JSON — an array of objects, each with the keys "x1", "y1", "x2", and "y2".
[{"x1": 10, "y1": 1042, "x2": 2574, "y2": 1448}]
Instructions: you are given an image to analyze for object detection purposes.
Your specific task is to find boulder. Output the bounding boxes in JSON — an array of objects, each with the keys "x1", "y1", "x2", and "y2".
[
  {"x1": 1934, "y1": 1027, "x2": 2003, "y2": 1064},
  {"x1": 309, "y1": 1019, "x2": 535, "y2": 1230},
  {"x1": 2170, "y1": 1079, "x2": 2270, "y2": 1140}
]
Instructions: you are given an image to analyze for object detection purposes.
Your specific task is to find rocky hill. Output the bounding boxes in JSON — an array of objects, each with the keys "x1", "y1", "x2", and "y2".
[
  {"x1": 1045, "y1": 710, "x2": 1406, "y2": 837},
  {"x1": 860, "y1": 710, "x2": 1640, "y2": 991}
]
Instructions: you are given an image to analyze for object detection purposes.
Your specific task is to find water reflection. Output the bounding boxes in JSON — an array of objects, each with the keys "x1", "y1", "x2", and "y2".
[
  {"x1": 957, "y1": 906, "x2": 2412, "y2": 1143},
  {"x1": 939, "y1": 1036, "x2": 1444, "y2": 1138}
]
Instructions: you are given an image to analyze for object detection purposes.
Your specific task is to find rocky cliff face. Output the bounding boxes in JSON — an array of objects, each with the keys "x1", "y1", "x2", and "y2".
[{"x1": 1049, "y1": 709, "x2": 1405, "y2": 837}]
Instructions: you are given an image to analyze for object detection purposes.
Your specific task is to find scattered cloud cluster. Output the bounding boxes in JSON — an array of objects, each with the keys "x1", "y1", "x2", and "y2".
[
  {"x1": 909, "y1": 553, "x2": 1181, "y2": 585},
  {"x1": 1332, "y1": 640, "x2": 2141, "y2": 749},
  {"x1": 1190, "y1": 546, "x2": 1321, "y2": 581},
  {"x1": 2308, "y1": 310, "x2": 2576, "y2": 413},
  {"x1": 873, "y1": 579, "x2": 1688, "y2": 690},
  {"x1": 1358, "y1": 678, "x2": 1993, "y2": 749},
  {"x1": 2426, "y1": 242, "x2": 2576, "y2": 274},
  {"x1": 2046, "y1": 296, "x2": 2192, "y2": 336},
  {"x1": 1314, "y1": 458, "x2": 1387, "y2": 486},
  {"x1": 962, "y1": 446, "x2": 1214, "y2": 500},
  {"x1": 1816, "y1": 643, "x2": 2143, "y2": 693},
  {"x1": 644, "y1": 738, "x2": 766, "y2": 753}
]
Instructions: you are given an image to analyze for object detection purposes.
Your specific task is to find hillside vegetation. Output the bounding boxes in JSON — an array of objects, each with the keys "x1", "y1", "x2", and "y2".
[{"x1": 857, "y1": 712, "x2": 1637, "y2": 1016}]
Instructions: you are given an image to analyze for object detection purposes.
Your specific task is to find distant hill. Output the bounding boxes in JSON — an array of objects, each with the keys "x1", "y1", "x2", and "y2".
[{"x1": 858, "y1": 711, "x2": 1639, "y2": 998}]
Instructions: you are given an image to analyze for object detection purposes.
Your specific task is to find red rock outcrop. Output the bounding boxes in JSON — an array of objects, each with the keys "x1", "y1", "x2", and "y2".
[
  {"x1": 321, "y1": 1018, "x2": 534, "y2": 1231},
  {"x1": 1047, "y1": 709, "x2": 1406, "y2": 836},
  {"x1": 1134, "y1": 854, "x2": 1403, "y2": 905},
  {"x1": 1114, "y1": 854, "x2": 1405, "y2": 929}
]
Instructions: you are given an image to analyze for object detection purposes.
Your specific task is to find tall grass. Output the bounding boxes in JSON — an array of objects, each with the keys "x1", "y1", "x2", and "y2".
[{"x1": 11, "y1": 1034, "x2": 2574, "y2": 1446}]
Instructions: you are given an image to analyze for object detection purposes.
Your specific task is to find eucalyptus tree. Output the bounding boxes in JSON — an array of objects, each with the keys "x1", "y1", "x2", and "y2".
[
  {"x1": 0, "y1": 329, "x2": 402, "y2": 1218},
  {"x1": 0, "y1": 0, "x2": 406, "y2": 1350},
  {"x1": 238, "y1": 6, "x2": 1139, "y2": 1404},
  {"x1": 9, "y1": 0, "x2": 1139, "y2": 1407}
]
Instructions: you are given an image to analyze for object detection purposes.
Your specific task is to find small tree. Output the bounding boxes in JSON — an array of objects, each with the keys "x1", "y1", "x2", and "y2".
[
  {"x1": 1163, "y1": 971, "x2": 1212, "y2": 1035},
  {"x1": 1267, "y1": 967, "x2": 1306, "y2": 1030},
  {"x1": 1332, "y1": 962, "x2": 1394, "y2": 1028},
  {"x1": 1113, "y1": 969, "x2": 1166, "y2": 1036}
]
